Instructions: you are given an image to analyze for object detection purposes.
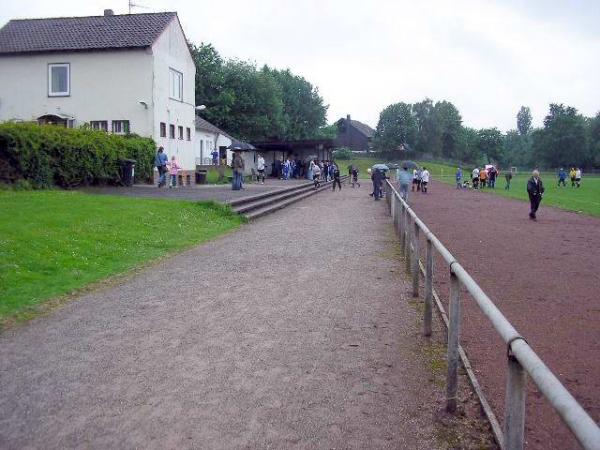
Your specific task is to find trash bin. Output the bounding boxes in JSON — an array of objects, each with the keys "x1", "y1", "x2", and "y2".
[
  {"x1": 196, "y1": 170, "x2": 207, "y2": 184},
  {"x1": 119, "y1": 159, "x2": 136, "y2": 187}
]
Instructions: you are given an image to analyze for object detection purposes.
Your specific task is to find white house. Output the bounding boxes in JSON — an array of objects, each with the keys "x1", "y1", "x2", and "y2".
[{"x1": 0, "y1": 10, "x2": 198, "y2": 180}]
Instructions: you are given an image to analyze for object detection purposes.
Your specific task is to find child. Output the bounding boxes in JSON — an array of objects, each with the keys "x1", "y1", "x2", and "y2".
[
  {"x1": 351, "y1": 167, "x2": 360, "y2": 188},
  {"x1": 332, "y1": 164, "x2": 342, "y2": 191},
  {"x1": 168, "y1": 156, "x2": 181, "y2": 188}
]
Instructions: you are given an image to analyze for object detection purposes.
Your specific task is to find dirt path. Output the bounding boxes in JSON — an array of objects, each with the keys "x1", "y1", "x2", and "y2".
[
  {"x1": 1, "y1": 186, "x2": 445, "y2": 449},
  {"x1": 406, "y1": 181, "x2": 600, "y2": 450}
]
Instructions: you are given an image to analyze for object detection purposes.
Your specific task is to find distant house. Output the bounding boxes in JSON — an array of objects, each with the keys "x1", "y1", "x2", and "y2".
[
  {"x1": 0, "y1": 10, "x2": 197, "y2": 178},
  {"x1": 334, "y1": 114, "x2": 375, "y2": 152}
]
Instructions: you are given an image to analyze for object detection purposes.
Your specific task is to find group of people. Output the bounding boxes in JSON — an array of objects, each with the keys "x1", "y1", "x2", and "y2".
[
  {"x1": 309, "y1": 159, "x2": 342, "y2": 190},
  {"x1": 558, "y1": 167, "x2": 583, "y2": 188},
  {"x1": 155, "y1": 146, "x2": 182, "y2": 188},
  {"x1": 410, "y1": 167, "x2": 431, "y2": 193},
  {"x1": 460, "y1": 166, "x2": 500, "y2": 190}
]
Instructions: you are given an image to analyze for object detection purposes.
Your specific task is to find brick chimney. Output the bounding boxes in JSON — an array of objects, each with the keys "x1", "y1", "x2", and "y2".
[
  {"x1": 346, "y1": 114, "x2": 351, "y2": 122},
  {"x1": 104, "y1": 9, "x2": 114, "y2": 16}
]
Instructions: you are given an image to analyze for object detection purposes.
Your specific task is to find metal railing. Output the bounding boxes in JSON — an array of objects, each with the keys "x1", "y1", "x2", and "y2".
[{"x1": 384, "y1": 180, "x2": 600, "y2": 450}]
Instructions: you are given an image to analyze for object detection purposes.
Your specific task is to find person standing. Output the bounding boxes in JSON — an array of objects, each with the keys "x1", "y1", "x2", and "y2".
[
  {"x1": 416, "y1": 167, "x2": 423, "y2": 191},
  {"x1": 155, "y1": 146, "x2": 168, "y2": 188},
  {"x1": 558, "y1": 168, "x2": 567, "y2": 187},
  {"x1": 372, "y1": 168, "x2": 383, "y2": 200},
  {"x1": 488, "y1": 166, "x2": 497, "y2": 189},
  {"x1": 311, "y1": 160, "x2": 321, "y2": 189},
  {"x1": 575, "y1": 167, "x2": 582, "y2": 188},
  {"x1": 527, "y1": 170, "x2": 545, "y2": 220},
  {"x1": 168, "y1": 155, "x2": 181, "y2": 188},
  {"x1": 397, "y1": 165, "x2": 412, "y2": 201},
  {"x1": 232, "y1": 151, "x2": 245, "y2": 190},
  {"x1": 421, "y1": 167, "x2": 430, "y2": 193},
  {"x1": 256, "y1": 154, "x2": 266, "y2": 184},
  {"x1": 455, "y1": 167, "x2": 463, "y2": 189},
  {"x1": 472, "y1": 167, "x2": 480, "y2": 189},
  {"x1": 479, "y1": 167, "x2": 487, "y2": 189},
  {"x1": 332, "y1": 164, "x2": 342, "y2": 191},
  {"x1": 570, "y1": 167, "x2": 577, "y2": 187},
  {"x1": 412, "y1": 168, "x2": 418, "y2": 191},
  {"x1": 211, "y1": 149, "x2": 219, "y2": 165},
  {"x1": 505, "y1": 170, "x2": 513, "y2": 190}
]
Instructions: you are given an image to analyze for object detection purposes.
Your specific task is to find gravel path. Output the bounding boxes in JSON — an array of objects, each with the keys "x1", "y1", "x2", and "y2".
[
  {"x1": 406, "y1": 181, "x2": 600, "y2": 450},
  {"x1": 0, "y1": 185, "x2": 444, "y2": 449}
]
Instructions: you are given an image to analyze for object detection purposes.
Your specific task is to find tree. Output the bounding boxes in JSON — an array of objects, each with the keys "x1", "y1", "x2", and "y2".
[
  {"x1": 413, "y1": 98, "x2": 441, "y2": 156},
  {"x1": 587, "y1": 112, "x2": 600, "y2": 168},
  {"x1": 477, "y1": 128, "x2": 504, "y2": 164},
  {"x1": 531, "y1": 104, "x2": 588, "y2": 168},
  {"x1": 456, "y1": 127, "x2": 480, "y2": 163},
  {"x1": 373, "y1": 102, "x2": 417, "y2": 152},
  {"x1": 434, "y1": 100, "x2": 462, "y2": 159},
  {"x1": 517, "y1": 106, "x2": 532, "y2": 136}
]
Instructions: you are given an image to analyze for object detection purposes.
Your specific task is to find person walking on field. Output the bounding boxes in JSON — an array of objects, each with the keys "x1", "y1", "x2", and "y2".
[
  {"x1": 421, "y1": 167, "x2": 430, "y2": 193},
  {"x1": 558, "y1": 168, "x2": 567, "y2": 187},
  {"x1": 412, "y1": 168, "x2": 418, "y2": 191},
  {"x1": 311, "y1": 160, "x2": 321, "y2": 189},
  {"x1": 570, "y1": 167, "x2": 577, "y2": 187},
  {"x1": 155, "y1": 146, "x2": 168, "y2": 188},
  {"x1": 455, "y1": 167, "x2": 463, "y2": 189},
  {"x1": 505, "y1": 170, "x2": 513, "y2": 190},
  {"x1": 479, "y1": 167, "x2": 487, "y2": 189},
  {"x1": 397, "y1": 165, "x2": 412, "y2": 201},
  {"x1": 575, "y1": 168, "x2": 582, "y2": 188},
  {"x1": 472, "y1": 167, "x2": 480, "y2": 189},
  {"x1": 527, "y1": 170, "x2": 545, "y2": 221}
]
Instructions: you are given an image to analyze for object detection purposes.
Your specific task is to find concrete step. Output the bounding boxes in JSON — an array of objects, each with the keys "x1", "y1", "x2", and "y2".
[
  {"x1": 227, "y1": 180, "x2": 315, "y2": 208},
  {"x1": 243, "y1": 176, "x2": 348, "y2": 220}
]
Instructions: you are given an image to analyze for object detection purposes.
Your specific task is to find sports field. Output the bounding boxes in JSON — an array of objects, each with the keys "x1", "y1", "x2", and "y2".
[{"x1": 420, "y1": 161, "x2": 600, "y2": 217}]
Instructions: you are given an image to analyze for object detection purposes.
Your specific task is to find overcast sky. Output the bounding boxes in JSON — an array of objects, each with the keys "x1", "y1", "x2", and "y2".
[{"x1": 2, "y1": 0, "x2": 599, "y2": 130}]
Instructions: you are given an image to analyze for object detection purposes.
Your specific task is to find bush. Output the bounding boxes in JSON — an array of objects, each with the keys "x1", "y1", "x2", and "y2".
[
  {"x1": 0, "y1": 123, "x2": 155, "y2": 188},
  {"x1": 333, "y1": 147, "x2": 353, "y2": 160}
]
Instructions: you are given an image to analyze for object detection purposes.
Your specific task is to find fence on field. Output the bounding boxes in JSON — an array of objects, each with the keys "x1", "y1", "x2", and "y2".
[{"x1": 383, "y1": 180, "x2": 600, "y2": 450}]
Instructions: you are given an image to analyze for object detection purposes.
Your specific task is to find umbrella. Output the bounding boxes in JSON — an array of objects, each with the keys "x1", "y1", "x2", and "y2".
[
  {"x1": 401, "y1": 160, "x2": 418, "y2": 170},
  {"x1": 372, "y1": 163, "x2": 389, "y2": 171},
  {"x1": 228, "y1": 139, "x2": 256, "y2": 151}
]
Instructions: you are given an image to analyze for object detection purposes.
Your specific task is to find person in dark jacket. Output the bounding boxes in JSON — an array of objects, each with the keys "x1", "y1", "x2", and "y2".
[
  {"x1": 372, "y1": 169, "x2": 383, "y2": 200},
  {"x1": 527, "y1": 170, "x2": 545, "y2": 220},
  {"x1": 332, "y1": 164, "x2": 342, "y2": 191},
  {"x1": 155, "y1": 146, "x2": 168, "y2": 187}
]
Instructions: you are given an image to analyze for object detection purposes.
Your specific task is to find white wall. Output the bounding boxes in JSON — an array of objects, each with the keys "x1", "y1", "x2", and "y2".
[
  {"x1": 195, "y1": 129, "x2": 217, "y2": 164},
  {"x1": 151, "y1": 18, "x2": 196, "y2": 171},
  {"x1": 0, "y1": 49, "x2": 153, "y2": 135}
]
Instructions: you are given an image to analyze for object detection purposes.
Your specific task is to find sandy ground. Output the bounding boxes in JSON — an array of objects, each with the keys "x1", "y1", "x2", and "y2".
[
  {"x1": 0, "y1": 184, "x2": 446, "y2": 449},
  {"x1": 405, "y1": 181, "x2": 600, "y2": 450}
]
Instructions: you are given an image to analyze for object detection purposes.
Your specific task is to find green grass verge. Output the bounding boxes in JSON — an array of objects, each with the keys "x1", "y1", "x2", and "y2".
[
  {"x1": 340, "y1": 156, "x2": 382, "y2": 179},
  {"x1": 0, "y1": 191, "x2": 244, "y2": 325},
  {"x1": 419, "y1": 161, "x2": 600, "y2": 217}
]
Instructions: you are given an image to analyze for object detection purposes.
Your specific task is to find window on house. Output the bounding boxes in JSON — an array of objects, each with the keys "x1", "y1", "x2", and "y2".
[
  {"x1": 178, "y1": 126, "x2": 184, "y2": 140},
  {"x1": 169, "y1": 68, "x2": 183, "y2": 101},
  {"x1": 48, "y1": 63, "x2": 70, "y2": 96},
  {"x1": 186, "y1": 127, "x2": 191, "y2": 141},
  {"x1": 112, "y1": 120, "x2": 130, "y2": 134},
  {"x1": 169, "y1": 124, "x2": 175, "y2": 139},
  {"x1": 90, "y1": 121, "x2": 108, "y2": 131},
  {"x1": 160, "y1": 122, "x2": 166, "y2": 137}
]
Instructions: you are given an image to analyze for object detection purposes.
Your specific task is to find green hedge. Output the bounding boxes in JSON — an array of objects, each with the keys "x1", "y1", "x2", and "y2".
[{"x1": 0, "y1": 123, "x2": 156, "y2": 188}]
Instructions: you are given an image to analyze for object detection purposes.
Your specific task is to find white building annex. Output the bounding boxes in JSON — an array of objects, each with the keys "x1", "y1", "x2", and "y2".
[{"x1": 0, "y1": 10, "x2": 198, "y2": 178}]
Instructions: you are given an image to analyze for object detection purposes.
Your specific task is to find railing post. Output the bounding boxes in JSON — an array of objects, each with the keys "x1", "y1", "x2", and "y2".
[
  {"x1": 400, "y1": 203, "x2": 406, "y2": 253},
  {"x1": 404, "y1": 210, "x2": 411, "y2": 271},
  {"x1": 391, "y1": 191, "x2": 396, "y2": 224},
  {"x1": 504, "y1": 352, "x2": 527, "y2": 450},
  {"x1": 412, "y1": 221, "x2": 420, "y2": 297},
  {"x1": 446, "y1": 270, "x2": 461, "y2": 413},
  {"x1": 424, "y1": 238, "x2": 433, "y2": 336}
]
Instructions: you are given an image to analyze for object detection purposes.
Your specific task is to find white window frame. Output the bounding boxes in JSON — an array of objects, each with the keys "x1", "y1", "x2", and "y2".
[
  {"x1": 169, "y1": 68, "x2": 183, "y2": 101},
  {"x1": 111, "y1": 120, "x2": 130, "y2": 135},
  {"x1": 48, "y1": 63, "x2": 70, "y2": 97},
  {"x1": 90, "y1": 121, "x2": 108, "y2": 131}
]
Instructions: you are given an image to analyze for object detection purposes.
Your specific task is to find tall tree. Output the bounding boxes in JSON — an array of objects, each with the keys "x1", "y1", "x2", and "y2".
[
  {"x1": 434, "y1": 100, "x2": 462, "y2": 159},
  {"x1": 531, "y1": 104, "x2": 588, "y2": 168},
  {"x1": 477, "y1": 128, "x2": 504, "y2": 164},
  {"x1": 413, "y1": 98, "x2": 441, "y2": 155},
  {"x1": 517, "y1": 106, "x2": 532, "y2": 136},
  {"x1": 373, "y1": 102, "x2": 417, "y2": 152}
]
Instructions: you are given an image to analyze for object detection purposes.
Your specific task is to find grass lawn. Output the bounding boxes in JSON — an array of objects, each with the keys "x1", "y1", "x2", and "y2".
[
  {"x1": 340, "y1": 156, "x2": 382, "y2": 179},
  {"x1": 0, "y1": 190, "x2": 244, "y2": 325},
  {"x1": 419, "y1": 161, "x2": 600, "y2": 217}
]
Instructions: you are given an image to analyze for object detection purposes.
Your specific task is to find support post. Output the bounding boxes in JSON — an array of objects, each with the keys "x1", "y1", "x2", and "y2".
[
  {"x1": 446, "y1": 271, "x2": 461, "y2": 413},
  {"x1": 404, "y1": 211, "x2": 411, "y2": 273},
  {"x1": 391, "y1": 193, "x2": 396, "y2": 228},
  {"x1": 424, "y1": 238, "x2": 433, "y2": 336},
  {"x1": 412, "y1": 221, "x2": 420, "y2": 297},
  {"x1": 504, "y1": 353, "x2": 527, "y2": 450},
  {"x1": 400, "y1": 204, "x2": 406, "y2": 253}
]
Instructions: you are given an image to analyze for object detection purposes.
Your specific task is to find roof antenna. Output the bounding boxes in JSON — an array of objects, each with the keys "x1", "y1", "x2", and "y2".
[{"x1": 128, "y1": 0, "x2": 150, "y2": 14}]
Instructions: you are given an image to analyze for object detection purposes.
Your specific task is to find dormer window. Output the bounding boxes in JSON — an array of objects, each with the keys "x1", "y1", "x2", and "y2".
[{"x1": 48, "y1": 63, "x2": 70, "y2": 97}]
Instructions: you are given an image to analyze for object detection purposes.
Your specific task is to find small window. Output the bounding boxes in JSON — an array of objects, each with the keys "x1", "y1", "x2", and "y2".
[
  {"x1": 112, "y1": 120, "x2": 130, "y2": 134},
  {"x1": 48, "y1": 63, "x2": 70, "y2": 97},
  {"x1": 169, "y1": 124, "x2": 175, "y2": 139},
  {"x1": 186, "y1": 127, "x2": 191, "y2": 141},
  {"x1": 90, "y1": 121, "x2": 108, "y2": 131},
  {"x1": 160, "y1": 122, "x2": 166, "y2": 137},
  {"x1": 169, "y1": 68, "x2": 183, "y2": 101},
  {"x1": 178, "y1": 126, "x2": 184, "y2": 140}
]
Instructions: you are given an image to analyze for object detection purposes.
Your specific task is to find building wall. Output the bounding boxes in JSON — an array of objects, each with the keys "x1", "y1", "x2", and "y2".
[
  {"x1": 0, "y1": 49, "x2": 153, "y2": 135},
  {"x1": 195, "y1": 130, "x2": 217, "y2": 164},
  {"x1": 151, "y1": 18, "x2": 196, "y2": 172}
]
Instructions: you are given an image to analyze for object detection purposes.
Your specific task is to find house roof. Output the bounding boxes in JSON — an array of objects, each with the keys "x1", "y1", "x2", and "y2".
[
  {"x1": 194, "y1": 116, "x2": 232, "y2": 139},
  {"x1": 349, "y1": 119, "x2": 375, "y2": 138},
  {"x1": 0, "y1": 12, "x2": 177, "y2": 55}
]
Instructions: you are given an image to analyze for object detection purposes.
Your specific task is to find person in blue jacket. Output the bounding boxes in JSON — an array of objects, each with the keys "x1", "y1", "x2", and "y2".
[
  {"x1": 155, "y1": 146, "x2": 168, "y2": 188},
  {"x1": 557, "y1": 168, "x2": 567, "y2": 187},
  {"x1": 455, "y1": 167, "x2": 463, "y2": 189}
]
